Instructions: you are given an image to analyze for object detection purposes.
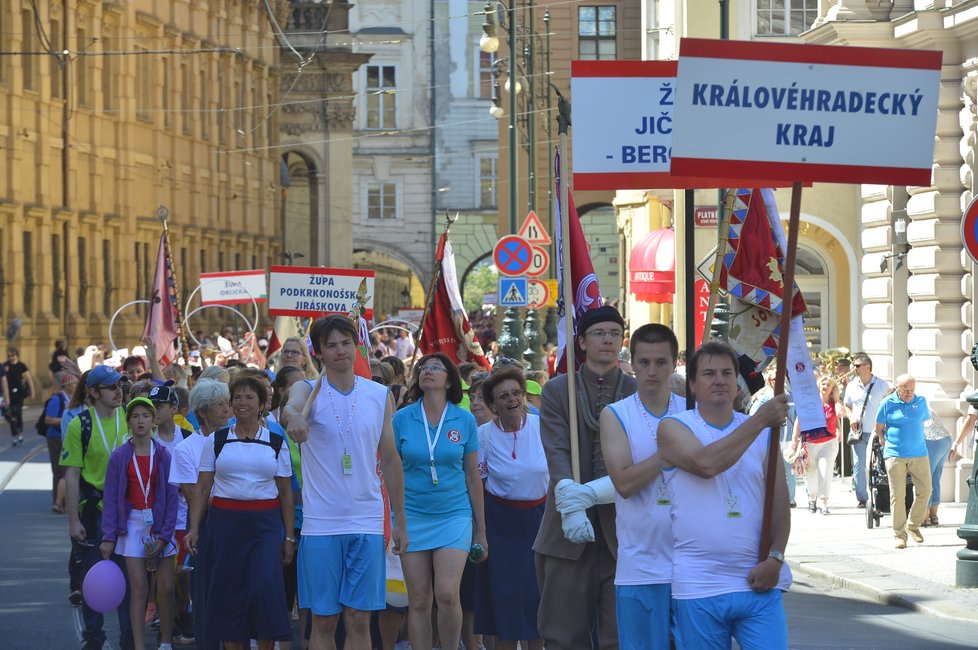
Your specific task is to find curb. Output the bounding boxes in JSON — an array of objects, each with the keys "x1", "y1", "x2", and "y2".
[{"x1": 789, "y1": 558, "x2": 977, "y2": 623}]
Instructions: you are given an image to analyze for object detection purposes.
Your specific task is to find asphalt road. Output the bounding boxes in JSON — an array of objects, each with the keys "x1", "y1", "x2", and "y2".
[{"x1": 2, "y1": 421, "x2": 977, "y2": 649}]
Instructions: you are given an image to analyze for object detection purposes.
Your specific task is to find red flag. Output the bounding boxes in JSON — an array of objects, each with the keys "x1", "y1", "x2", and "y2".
[
  {"x1": 266, "y1": 316, "x2": 301, "y2": 359},
  {"x1": 554, "y1": 147, "x2": 603, "y2": 374},
  {"x1": 354, "y1": 314, "x2": 373, "y2": 380},
  {"x1": 419, "y1": 232, "x2": 491, "y2": 369},
  {"x1": 142, "y1": 232, "x2": 180, "y2": 365}
]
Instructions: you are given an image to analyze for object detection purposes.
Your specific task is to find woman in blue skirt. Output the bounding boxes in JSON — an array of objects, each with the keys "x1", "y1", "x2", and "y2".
[
  {"x1": 184, "y1": 374, "x2": 295, "y2": 650},
  {"x1": 393, "y1": 353, "x2": 486, "y2": 650},
  {"x1": 475, "y1": 367, "x2": 548, "y2": 650}
]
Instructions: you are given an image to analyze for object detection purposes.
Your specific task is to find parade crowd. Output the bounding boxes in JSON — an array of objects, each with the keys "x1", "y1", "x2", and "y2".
[{"x1": 11, "y1": 303, "x2": 968, "y2": 650}]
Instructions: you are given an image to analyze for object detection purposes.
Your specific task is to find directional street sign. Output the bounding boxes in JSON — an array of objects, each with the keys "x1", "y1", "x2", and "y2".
[
  {"x1": 493, "y1": 235, "x2": 533, "y2": 277},
  {"x1": 499, "y1": 277, "x2": 528, "y2": 307},
  {"x1": 526, "y1": 245, "x2": 550, "y2": 278},
  {"x1": 518, "y1": 210, "x2": 552, "y2": 245}
]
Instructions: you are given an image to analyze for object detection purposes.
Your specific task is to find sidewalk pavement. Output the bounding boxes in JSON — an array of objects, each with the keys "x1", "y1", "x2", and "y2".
[{"x1": 787, "y1": 474, "x2": 978, "y2": 622}]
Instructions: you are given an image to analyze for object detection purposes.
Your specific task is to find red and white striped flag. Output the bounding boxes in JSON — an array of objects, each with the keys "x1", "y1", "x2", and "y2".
[{"x1": 142, "y1": 232, "x2": 180, "y2": 365}]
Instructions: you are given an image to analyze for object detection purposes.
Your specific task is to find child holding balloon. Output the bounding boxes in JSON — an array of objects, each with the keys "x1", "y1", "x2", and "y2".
[{"x1": 100, "y1": 397, "x2": 180, "y2": 650}]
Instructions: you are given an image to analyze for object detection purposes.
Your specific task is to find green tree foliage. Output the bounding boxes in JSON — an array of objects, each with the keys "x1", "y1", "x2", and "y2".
[{"x1": 462, "y1": 260, "x2": 498, "y2": 313}]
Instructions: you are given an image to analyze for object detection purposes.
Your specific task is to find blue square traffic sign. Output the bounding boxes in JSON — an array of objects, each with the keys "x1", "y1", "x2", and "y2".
[{"x1": 498, "y1": 277, "x2": 528, "y2": 307}]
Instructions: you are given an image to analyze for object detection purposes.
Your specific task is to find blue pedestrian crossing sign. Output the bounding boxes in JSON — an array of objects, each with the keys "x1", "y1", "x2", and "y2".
[{"x1": 498, "y1": 277, "x2": 528, "y2": 307}]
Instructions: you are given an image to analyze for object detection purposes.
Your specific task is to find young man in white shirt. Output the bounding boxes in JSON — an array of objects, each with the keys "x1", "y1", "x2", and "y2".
[
  {"x1": 599, "y1": 324, "x2": 684, "y2": 649},
  {"x1": 658, "y1": 341, "x2": 790, "y2": 649},
  {"x1": 843, "y1": 352, "x2": 890, "y2": 508},
  {"x1": 284, "y1": 315, "x2": 407, "y2": 650}
]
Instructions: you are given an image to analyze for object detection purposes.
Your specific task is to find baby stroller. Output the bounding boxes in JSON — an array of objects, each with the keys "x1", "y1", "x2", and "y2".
[{"x1": 866, "y1": 436, "x2": 915, "y2": 529}]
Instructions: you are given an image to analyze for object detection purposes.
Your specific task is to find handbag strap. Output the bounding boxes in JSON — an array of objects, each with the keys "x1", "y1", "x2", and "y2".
[{"x1": 856, "y1": 379, "x2": 876, "y2": 428}]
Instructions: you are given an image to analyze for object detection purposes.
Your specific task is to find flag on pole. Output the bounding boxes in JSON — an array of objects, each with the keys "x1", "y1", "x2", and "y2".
[
  {"x1": 554, "y1": 147, "x2": 603, "y2": 374},
  {"x1": 419, "y1": 232, "x2": 491, "y2": 369},
  {"x1": 266, "y1": 316, "x2": 301, "y2": 359},
  {"x1": 723, "y1": 188, "x2": 826, "y2": 434},
  {"x1": 142, "y1": 232, "x2": 180, "y2": 365},
  {"x1": 354, "y1": 312, "x2": 373, "y2": 380}
]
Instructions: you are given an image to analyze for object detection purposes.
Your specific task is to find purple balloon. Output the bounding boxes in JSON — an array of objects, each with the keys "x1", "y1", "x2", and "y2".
[{"x1": 82, "y1": 559, "x2": 126, "y2": 613}]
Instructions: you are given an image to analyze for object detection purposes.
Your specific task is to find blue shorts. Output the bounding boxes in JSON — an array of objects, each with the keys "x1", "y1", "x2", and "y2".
[
  {"x1": 616, "y1": 584, "x2": 672, "y2": 650},
  {"x1": 673, "y1": 589, "x2": 787, "y2": 650},
  {"x1": 298, "y1": 534, "x2": 386, "y2": 616}
]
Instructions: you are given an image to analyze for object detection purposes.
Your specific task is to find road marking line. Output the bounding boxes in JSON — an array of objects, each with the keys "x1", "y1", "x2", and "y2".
[{"x1": 0, "y1": 442, "x2": 46, "y2": 495}]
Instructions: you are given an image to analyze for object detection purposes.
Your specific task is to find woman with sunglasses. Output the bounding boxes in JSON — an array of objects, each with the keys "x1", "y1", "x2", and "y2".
[
  {"x1": 474, "y1": 367, "x2": 547, "y2": 650},
  {"x1": 393, "y1": 353, "x2": 486, "y2": 650}
]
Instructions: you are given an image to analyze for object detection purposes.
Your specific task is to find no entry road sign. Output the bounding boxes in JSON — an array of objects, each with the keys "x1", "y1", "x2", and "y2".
[{"x1": 494, "y1": 235, "x2": 533, "y2": 277}]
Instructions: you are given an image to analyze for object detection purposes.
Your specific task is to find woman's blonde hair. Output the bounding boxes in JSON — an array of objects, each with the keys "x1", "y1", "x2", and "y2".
[{"x1": 281, "y1": 336, "x2": 320, "y2": 381}]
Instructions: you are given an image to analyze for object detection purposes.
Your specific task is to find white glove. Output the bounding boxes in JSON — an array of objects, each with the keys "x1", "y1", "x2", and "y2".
[
  {"x1": 555, "y1": 476, "x2": 616, "y2": 514},
  {"x1": 560, "y1": 508, "x2": 595, "y2": 544}
]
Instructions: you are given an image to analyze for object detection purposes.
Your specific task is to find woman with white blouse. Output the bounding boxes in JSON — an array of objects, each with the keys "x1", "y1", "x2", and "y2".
[
  {"x1": 184, "y1": 374, "x2": 295, "y2": 650},
  {"x1": 475, "y1": 367, "x2": 548, "y2": 650}
]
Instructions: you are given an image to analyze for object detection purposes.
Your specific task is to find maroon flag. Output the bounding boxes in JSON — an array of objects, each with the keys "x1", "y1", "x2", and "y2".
[
  {"x1": 142, "y1": 232, "x2": 180, "y2": 365},
  {"x1": 419, "y1": 232, "x2": 491, "y2": 369},
  {"x1": 554, "y1": 147, "x2": 603, "y2": 374}
]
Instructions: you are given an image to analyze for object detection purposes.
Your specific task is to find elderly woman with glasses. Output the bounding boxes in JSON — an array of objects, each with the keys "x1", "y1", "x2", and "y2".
[
  {"x1": 392, "y1": 353, "x2": 486, "y2": 650},
  {"x1": 474, "y1": 366, "x2": 548, "y2": 650}
]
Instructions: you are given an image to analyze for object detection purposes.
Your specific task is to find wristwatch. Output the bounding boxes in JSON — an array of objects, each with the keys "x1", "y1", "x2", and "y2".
[
  {"x1": 284, "y1": 536, "x2": 297, "y2": 544},
  {"x1": 767, "y1": 550, "x2": 785, "y2": 564}
]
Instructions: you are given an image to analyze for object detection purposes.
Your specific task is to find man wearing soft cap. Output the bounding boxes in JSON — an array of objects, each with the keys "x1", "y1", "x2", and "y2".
[{"x1": 534, "y1": 305, "x2": 636, "y2": 649}]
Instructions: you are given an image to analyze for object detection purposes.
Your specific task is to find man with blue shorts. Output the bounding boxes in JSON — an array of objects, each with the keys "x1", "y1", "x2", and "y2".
[
  {"x1": 658, "y1": 341, "x2": 791, "y2": 649},
  {"x1": 599, "y1": 324, "x2": 685, "y2": 649},
  {"x1": 285, "y1": 315, "x2": 407, "y2": 650}
]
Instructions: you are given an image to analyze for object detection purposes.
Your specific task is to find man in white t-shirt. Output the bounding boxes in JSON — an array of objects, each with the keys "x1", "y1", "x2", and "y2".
[
  {"x1": 658, "y1": 341, "x2": 790, "y2": 649},
  {"x1": 843, "y1": 352, "x2": 890, "y2": 508},
  {"x1": 284, "y1": 315, "x2": 407, "y2": 650},
  {"x1": 599, "y1": 324, "x2": 685, "y2": 650}
]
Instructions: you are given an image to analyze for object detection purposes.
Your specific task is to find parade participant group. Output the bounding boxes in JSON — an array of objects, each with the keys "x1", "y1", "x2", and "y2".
[{"x1": 43, "y1": 300, "x2": 818, "y2": 650}]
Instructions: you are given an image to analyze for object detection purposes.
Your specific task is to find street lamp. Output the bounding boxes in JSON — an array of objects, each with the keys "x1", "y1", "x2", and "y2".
[{"x1": 480, "y1": 2, "x2": 499, "y2": 53}]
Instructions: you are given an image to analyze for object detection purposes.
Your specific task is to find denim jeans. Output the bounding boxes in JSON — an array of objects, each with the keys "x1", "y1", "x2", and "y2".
[
  {"x1": 851, "y1": 437, "x2": 869, "y2": 502},
  {"x1": 925, "y1": 436, "x2": 953, "y2": 507},
  {"x1": 80, "y1": 508, "x2": 133, "y2": 646}
]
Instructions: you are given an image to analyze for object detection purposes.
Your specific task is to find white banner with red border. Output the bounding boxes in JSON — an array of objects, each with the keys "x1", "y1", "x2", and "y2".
[
  {"x1": 571, "y1": 60, "x2": 797, "y2": 190},
  {"x1": 268, "y1": 266, "x2": 375, "y2": 319},
  {"x1": 670, "y1": 39, "x2": 941, "y2": 186},
  {"x1": 199, "y1": 270, "x2": 268, "y2": 305}
]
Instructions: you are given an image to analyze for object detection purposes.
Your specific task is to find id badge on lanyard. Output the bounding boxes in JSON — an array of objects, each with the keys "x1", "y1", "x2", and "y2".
[
  {"x1": 132, "y1": 442, "x2": 155, "y2": 525},
  {"x1": 424, "y1": 404, "x2": 449, "y2": 485}
]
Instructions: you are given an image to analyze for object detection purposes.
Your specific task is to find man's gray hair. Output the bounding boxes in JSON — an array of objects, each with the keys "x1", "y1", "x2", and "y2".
[{"x1": 189, "y1": 379, "x2": 230, "y2": 419}]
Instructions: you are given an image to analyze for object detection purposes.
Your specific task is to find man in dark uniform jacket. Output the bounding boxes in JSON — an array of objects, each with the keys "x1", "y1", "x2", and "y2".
[{"x1": 534, "y1": 305, "x2": 636, "y2": 649}]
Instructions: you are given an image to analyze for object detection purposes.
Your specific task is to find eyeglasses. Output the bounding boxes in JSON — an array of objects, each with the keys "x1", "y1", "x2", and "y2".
[
  {"x1": 419, "y1": 364, "x2": 447, "y2": 374},
  {"x1": 281, "y1": 349, "x2": 302, "y2": 356},
  {"x1": 853, "y1": 363, "x2": 866, "y2": 368},
  {"x1": 470, "y1": 372, "x2": 490, "y2": 382},
  {"x1": 98, "y1": 384, "x2": 122, "y2": 392},
  {"x1": 586, "y1": 329, "x2": 624, "y2": 340},
  {"x1": 493, "y1": 389, "x2": 524, "y2": 401}
]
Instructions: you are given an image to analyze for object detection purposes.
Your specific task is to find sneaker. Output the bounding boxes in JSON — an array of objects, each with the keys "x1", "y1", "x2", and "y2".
[
  {"x1": 808, "y1": 501, "x2": 817, "y2": 513},
  {"x1": 69, "y1": 590, "x2": 83, "y2": 606},
  {"x1": 15, "y1": 435, "x2": 23, "y2": 445},
  {"x1": 158, "y1": 644, "x2": 173, "y2": 650},
  {"x1": 895, "y1": 538, "x2": 907, "y2": 549},
  {"x1": 820, "y1": 506, "x2": 831, "y2": 515},
  {"x1": 857, "y1": 500, "x2": 867, "y2": 509},
  {"x1": 80, "y1": 640, "x2": 102, "y2": 650},
  {"x1": 149, "y1": 614, "x2": 160, "y2": 630},
  {"x1": 173, "y1": 634, "x2": 195, "y2": 646},
  {"x1": 907, "y1": 526, "x2": 924, "y2": 544},
  {"x1": 11, "y1": 436, "x2": 20, "y2": 447}
]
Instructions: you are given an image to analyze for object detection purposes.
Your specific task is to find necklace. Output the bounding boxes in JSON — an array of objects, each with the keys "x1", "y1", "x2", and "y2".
[
  {"x1": 635, "y1": 392, "x2": 677, "y2": 445},
  {"x1": 495, "y1": 415, "x2": 526, "y2": 460},
  {"x1": 326, "y1": 377, "x2": 358, "y2": 475}
]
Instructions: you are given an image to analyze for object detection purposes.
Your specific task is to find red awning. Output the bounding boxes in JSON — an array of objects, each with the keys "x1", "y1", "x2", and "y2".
[{"x1": 629, "y1": 228, "x2": 675, "y2": 304}]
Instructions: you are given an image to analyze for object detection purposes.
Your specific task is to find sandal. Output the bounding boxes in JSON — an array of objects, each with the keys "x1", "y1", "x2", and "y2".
[{"x1": 930, "y1": 515, "x2": 939, "y2": 527}]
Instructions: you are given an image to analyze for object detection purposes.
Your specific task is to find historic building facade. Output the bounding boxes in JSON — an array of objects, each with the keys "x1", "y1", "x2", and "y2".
[{"x1": 0, "y1": 0, "x2": 281, "y2": 381}]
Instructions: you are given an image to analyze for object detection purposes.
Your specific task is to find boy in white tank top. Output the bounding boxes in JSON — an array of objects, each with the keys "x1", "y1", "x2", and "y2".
[
  {"x1": 283, "y1": 315, "x2": 408, "y2": 650},
  {"x1": 657, "y1": 341, "x2": 791, "y2": 650},
  {"x1": 600, "y1": 324, "x2": 684, "y2": 650}
]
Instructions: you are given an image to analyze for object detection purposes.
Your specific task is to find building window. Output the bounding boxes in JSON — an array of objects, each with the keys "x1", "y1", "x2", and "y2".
[
  {"x1": 103, "y1": 239, "x2": 113, "y2": 317},
  {"x1": 102, "y1": 32, "x2": 113, "y2": 113},
  {"x1": 367, "y1": 182, "x2": 397, "y2": 219},
  {"x1": 50, "y1": 20, "x2": 62, "y2": 99},
  {"x1": 78, "y1": 237, "x2": 88, "y2": 316},
  {"x1": 365, "y1": 65, "x2": 396, "y2": 129},
  {"x1": 479, "y1": 157, "x2": 498, "y2": 208},
  {"x1": 23, "y1": 231, "x2": 34, "y2": 316},
  {"x1": 162, "y1": 56, "x2": 171, "y2": 128},
  {"x1": 22, "y1": 10, "x2": 35, "y2": 91},
  {"x1": 52, "y1": 234, "x2": 62, "y2": 317},
  {"x1": 478, "y1": 51, "x2": 495, "y2": 99},
  {"x1": 76, "y1": 29, "x2": 88, "y2": 106},
  {"x1": 578, "y1": 6, "x2": 617, "y2": 60},
  {"x1": 182, "y1": 62, "x2": 192, "y2": 135},
  {"x1": 137, "y1": 48, "x2": 152, "y2": 122},
  {"x1": 756, "y1": 0, "x2": 818, "y2": 36},
  {"x1": 200, "y1": 64, "x2": 209, "y2": 138}
]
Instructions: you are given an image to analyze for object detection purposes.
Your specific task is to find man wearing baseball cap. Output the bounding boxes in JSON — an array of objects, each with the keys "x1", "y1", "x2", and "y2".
[
  {"x1": 534, "y1": 305, "x2": 636, "y2": 649},
  {"x1": 61, "y1": 365, "x2": 134, "y2": 650}
]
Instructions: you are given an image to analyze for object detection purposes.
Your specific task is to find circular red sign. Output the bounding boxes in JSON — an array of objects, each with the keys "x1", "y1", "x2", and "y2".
[
  {"x1": 962, "y1": 196, "x2": 978, "y2": 264},
  {"x1": 493, "y1": 236, "x2": 533, "y2": 276}
]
